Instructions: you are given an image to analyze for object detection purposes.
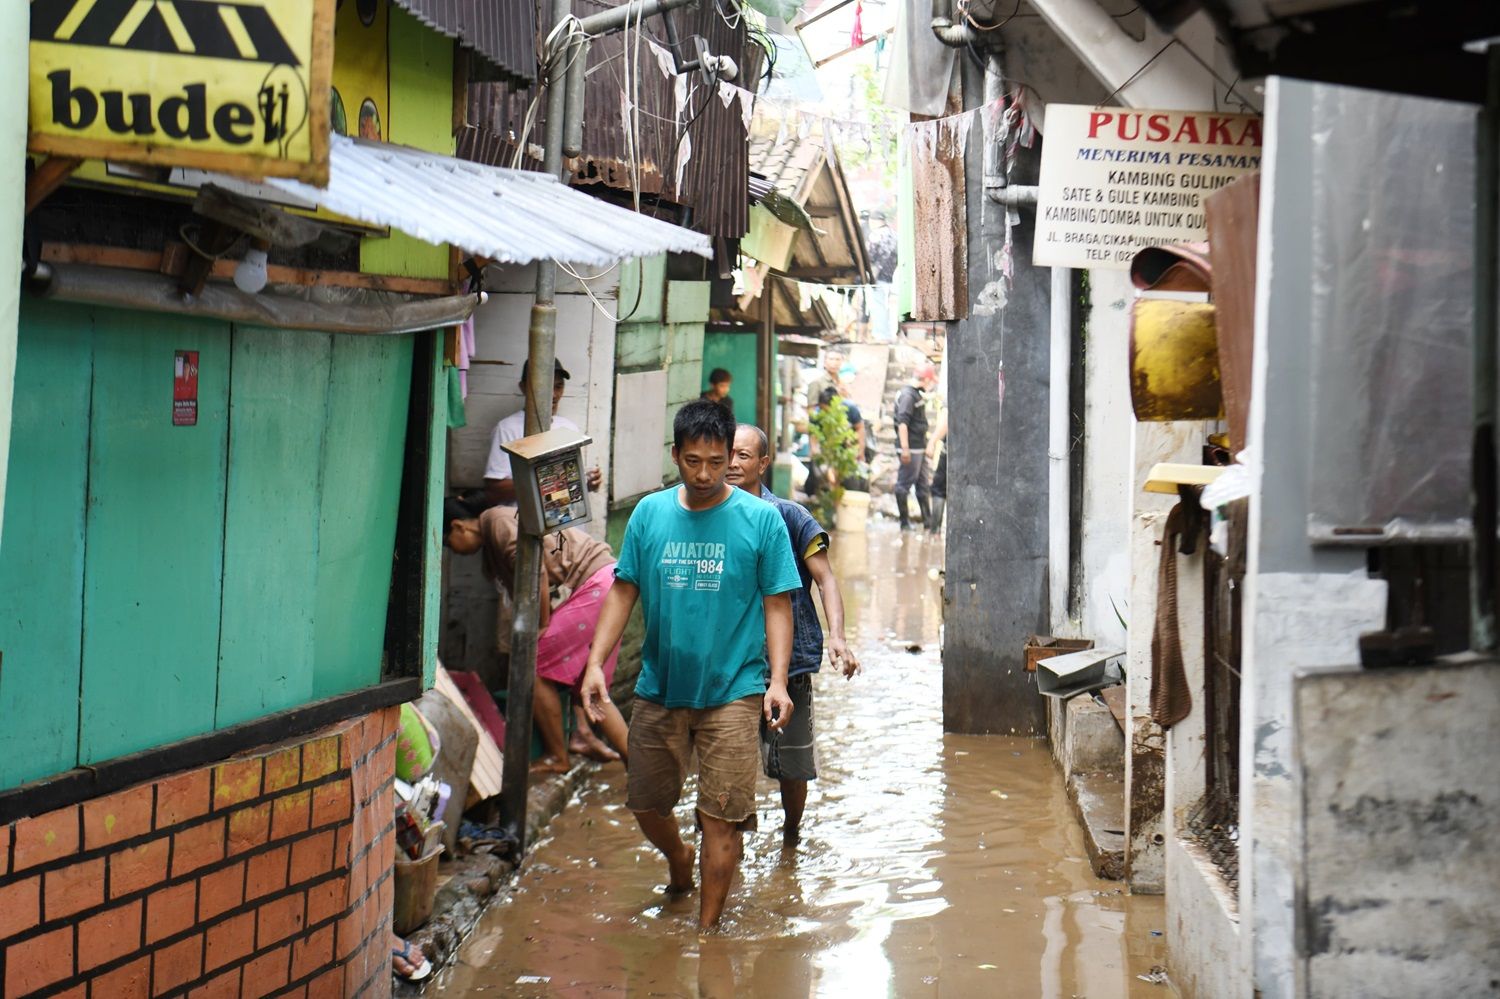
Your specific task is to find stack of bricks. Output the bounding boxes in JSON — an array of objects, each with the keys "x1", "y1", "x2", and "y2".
[{"x1": 0, "y1": 706, "x2": 399, "y2": 998}]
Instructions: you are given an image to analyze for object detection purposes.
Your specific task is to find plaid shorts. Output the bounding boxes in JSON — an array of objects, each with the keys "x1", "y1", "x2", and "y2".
[{"x1": 760, "y1": 674, "x2": 817, "y2": 782}]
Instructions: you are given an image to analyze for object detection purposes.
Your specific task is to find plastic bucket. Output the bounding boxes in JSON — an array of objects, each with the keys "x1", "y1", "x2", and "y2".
[
  {"x1": 393, "y1": 841, "x2": 444, "y2": 935},
  {"x1": 835, "y1": 490, "x2": 870, "y2": 532}
]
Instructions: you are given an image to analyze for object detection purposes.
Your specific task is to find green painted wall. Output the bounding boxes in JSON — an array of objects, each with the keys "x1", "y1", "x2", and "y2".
[
  {"x1": 359, "y1": 5, "x2": 455, "y2": 280},
  {"x1": 702, "y1": 331, "x2": 757, "y2": 421},
  {"x1": 0, "y1": 302, "x2": 426, "y2": 789}
]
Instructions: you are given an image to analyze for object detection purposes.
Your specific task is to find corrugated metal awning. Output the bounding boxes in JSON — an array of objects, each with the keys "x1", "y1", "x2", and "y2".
[
  {"x1": 391, "y1": 0, "x2": 536, "y2": 86},
  {"x1": 261, "y1": 135, "x2": 712, "y2": 268}
]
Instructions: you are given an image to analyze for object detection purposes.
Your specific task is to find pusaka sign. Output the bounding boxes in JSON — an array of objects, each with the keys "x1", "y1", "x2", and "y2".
[
  {"x1": 29, "y1": 0, "x2": 333, "y2": 183},
  {"x1": 1034, "y1": 103, "x2": 1262, "y2": 270}
]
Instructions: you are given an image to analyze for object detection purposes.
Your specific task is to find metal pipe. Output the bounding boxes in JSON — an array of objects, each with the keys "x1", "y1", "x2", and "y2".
[
  {"x1": 563, "y1": 35, "x2": 591, "y2": 158},
  {"x1": 577, "y1": 0, "x2": 698, "y2": 37},
  {"x1": 1048, "y1": 265, "x2": 1072, "y2": 632},
  {"x1": 499, "y1": 0, "x2": 572, "y2": 850},
  {"x1": 1471, "y1": 45, "x2": 1500, "y2": 652},
  {"x1": 930, "y1": 18, "x2": 972, "y2": 47}
]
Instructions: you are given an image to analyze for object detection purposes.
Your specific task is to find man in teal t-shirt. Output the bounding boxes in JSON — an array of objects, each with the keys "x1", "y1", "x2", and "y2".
[{"x1": 581, "y1": 401, "x2": 800, "y2": 931}]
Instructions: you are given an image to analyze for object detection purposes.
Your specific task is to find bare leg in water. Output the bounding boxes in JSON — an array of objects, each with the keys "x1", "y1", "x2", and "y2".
[
  {"x1": 570, "y1": 706, "x2": 621, "y2": 762},
  {"x1": 531, "y1": 679, "x2": 572, "y2": 773},
  {"x1": 633, "y1": 809, "x2": 696, "y2": 896},
  {"x1": 779, "y1": 779, "x2": 808, "y2": 846},
  {"x1": 696, "y1": 812, "x2": 743, "y2": 931}
]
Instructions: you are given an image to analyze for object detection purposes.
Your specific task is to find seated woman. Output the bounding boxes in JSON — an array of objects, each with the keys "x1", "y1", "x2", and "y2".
[{"x1": 446, "y1": 506, "x2": 629, "y2": 772}]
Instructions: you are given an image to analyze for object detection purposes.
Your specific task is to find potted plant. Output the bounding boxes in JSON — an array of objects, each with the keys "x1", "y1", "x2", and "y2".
[{"x1": 808, "y1": 396, "x2": 868, "y2": 531}]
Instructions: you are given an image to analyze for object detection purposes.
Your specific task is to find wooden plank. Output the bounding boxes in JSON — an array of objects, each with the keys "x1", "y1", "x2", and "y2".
[
  {"x1": 0, "y1": 300, "x2": 93, "y2": 788},
  {"x1": 1101, "y1": 685, "x2": 1128, "y2": 733},
  {"x1": 80, "y1": 311, "x2": 231, "y2": 764},
  {"x1": 420, "y1": 333, "x2": 447, "y2": 688},
  {"x1": 215, "y1": 327, "x2": 334, "y2": 728},
  {"x1": 910, "y1": 90, "x2": 968, "y2": 322},
  {"x1": 312, "y1": 334, "x2": 414, "y2": 698},
  {"x1": 41, "y1": 243, "x2": 457, "y2": 296},
  {"x1": 434, "y1": 666, "x2": 503, "y2": 801}
]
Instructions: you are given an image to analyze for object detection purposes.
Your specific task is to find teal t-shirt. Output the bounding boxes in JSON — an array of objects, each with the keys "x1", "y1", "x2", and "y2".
[{"x1": 615, "y1": 485, "x2": 802, "y2": 709}]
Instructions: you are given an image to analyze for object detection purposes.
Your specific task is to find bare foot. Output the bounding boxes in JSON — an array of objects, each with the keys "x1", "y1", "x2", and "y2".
[
  {"x1": 666, "y1": 844, "x2": 696, "y2": 895},
  {"x1": 569, "y1": 731, "x2": 621, "y2": 763},
  {"x1": 529, "y1": 756, "x2": 570, "y2": 775},
  {"x1": 781, "y1": 828, "x2": 802, "y2": 850}
]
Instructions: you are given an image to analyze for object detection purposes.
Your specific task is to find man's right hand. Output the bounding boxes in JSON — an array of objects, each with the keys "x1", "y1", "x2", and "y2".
[
  {"x1": 579, "y1": 664, "x2": 610, "y2": 723},
  {"x1": 899, "y1": 450, "x2": 911, "y2": 465}
]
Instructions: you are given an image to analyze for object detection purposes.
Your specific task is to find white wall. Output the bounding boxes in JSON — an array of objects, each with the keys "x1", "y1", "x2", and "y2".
[{"x1": 0, "y1": 5, "x2": 26, "y2": 546}]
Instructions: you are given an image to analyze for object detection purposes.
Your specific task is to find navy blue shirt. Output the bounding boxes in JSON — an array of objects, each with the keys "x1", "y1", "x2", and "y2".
[{"x1": 754, "y1": 485, "x2": 830, "y2": 676}]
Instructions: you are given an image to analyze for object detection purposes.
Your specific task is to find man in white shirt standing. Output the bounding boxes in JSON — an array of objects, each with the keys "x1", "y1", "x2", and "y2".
[{"x1": 482, "y1": 358, "x2": 602, "y2": 507}]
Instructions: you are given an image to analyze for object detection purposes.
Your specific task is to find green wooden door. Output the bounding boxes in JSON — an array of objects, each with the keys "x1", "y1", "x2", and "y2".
[
  {"x1": 0, "y1": 301, "x2": 93, "y2": 788},
  {"x1": 79, "y1": 311, "x2": 232, "y2": 764}
]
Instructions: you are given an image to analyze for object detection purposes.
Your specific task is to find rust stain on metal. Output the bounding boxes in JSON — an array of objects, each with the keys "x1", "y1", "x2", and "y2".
[
  {"x1": 1129, "y1": 299, "x2": 1224, "y2": 421},
  {"x1": 910, "y1": 96, "x2": 967, "y2": 321}
]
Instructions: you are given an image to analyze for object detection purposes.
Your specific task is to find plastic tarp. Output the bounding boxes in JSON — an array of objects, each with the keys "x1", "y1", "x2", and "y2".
[{"x1": 1307, "y1": 85, "x2": 1476, "y2": 541}]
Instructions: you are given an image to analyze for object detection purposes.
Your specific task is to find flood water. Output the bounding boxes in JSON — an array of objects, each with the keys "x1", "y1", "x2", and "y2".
[{"x1": 437, "y1": 523, "x2": 1168, "y2": 998}]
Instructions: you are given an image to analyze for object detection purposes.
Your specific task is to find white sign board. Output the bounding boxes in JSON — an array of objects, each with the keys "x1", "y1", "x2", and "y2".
[{"x1": 1034, "y1": 104, "x2": 1263, "y2": 270}]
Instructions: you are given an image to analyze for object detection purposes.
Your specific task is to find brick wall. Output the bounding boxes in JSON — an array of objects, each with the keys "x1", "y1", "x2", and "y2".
[{"x1": 0, "y1": 707, "x2": 399, "y2": 998}]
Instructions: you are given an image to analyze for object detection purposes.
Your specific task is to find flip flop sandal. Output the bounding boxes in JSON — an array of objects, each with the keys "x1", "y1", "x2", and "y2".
[{"x1": 392, "y1": 941, "x2": 433, "y2": 982}]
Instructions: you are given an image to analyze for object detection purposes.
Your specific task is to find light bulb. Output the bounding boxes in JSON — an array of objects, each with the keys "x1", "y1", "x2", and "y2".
[{"x1": 234, "y1": 247, "x2": 268, "y2": 294}]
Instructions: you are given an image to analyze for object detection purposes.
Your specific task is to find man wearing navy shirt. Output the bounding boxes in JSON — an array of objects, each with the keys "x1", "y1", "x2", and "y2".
[
  {"x1": 580, "y1": 401, "x2": 801, "y2": 930},
  {"x1": 726, "y1": 424, "x2": 861, "y2": 846}
]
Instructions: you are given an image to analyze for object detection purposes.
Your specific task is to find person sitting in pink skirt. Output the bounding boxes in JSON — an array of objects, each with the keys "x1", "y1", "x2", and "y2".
[{"x1": 446, "y1": 506, "x2": 629, "y2": 772}]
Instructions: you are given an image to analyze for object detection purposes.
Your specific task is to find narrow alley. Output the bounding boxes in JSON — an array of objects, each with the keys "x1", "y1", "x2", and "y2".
[{"x1": 434, "y1": 525, "x2": 1166, "y2": 997}]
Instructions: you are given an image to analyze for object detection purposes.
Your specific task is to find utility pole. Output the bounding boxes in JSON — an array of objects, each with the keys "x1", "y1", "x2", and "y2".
[{"x1": 497, "y1": 0, "x2": 707, "y2": 850}]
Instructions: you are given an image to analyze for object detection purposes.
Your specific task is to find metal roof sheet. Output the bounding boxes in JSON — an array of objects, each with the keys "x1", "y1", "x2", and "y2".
[
  {"x1": 392, "y1": 0, "x2": 536, "y2": 86},
  {"x1": 262, "y1": 134, "x2": 711, "y2": 268}
]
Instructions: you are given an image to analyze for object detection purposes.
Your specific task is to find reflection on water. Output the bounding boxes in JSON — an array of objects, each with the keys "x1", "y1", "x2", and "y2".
[{"x1": 437, "y1": 524, "x2": 1167, "y2": 998}]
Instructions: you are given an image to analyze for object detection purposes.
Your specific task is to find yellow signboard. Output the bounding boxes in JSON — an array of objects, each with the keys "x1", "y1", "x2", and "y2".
[{"x1": 29, "y1": 0, "x2": 334, "y2": 183}]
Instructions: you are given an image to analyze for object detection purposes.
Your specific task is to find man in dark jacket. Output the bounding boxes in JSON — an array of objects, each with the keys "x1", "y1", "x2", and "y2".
[{"x1": 893, "y1": 364, "x2": 938, "y2": 530}]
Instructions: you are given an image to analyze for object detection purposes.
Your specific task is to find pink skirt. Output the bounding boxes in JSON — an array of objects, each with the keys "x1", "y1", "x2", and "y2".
[{"x1": 536, "y1": 562, "x2": 619, "y2": 693}]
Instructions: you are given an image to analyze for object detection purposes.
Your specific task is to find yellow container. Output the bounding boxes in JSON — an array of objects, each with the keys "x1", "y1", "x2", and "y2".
[{"x1": 1129, "y1": 299, "x2": 1224, "y2": 422}]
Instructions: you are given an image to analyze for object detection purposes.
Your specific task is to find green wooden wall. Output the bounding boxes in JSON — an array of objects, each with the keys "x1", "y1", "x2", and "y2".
[
  {"x1": 702, "y1": 331, "x2": 757, "y2": 421},
  {"x1": 0, "y1": 300, "x2": 434, "y2": 790}
]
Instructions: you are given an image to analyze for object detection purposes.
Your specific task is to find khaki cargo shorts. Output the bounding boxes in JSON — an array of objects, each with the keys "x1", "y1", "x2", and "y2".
[{"x1": 626, "y1": 695, "x2": 762, "y2": 830}]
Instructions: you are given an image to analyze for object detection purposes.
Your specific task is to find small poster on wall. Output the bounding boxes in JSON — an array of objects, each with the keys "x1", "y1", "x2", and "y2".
[
  {"x1": 1034, "y1": 104, "x2": 1262, "y2": 270},
  {"x1": 173, "y1": 350, "x2": 199, "y2": 427}
]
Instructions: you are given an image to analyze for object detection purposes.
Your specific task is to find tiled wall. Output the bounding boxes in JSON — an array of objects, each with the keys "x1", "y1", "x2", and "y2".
[{"x1": 0, "y1": 707, "x2": 399, "y2": 998}]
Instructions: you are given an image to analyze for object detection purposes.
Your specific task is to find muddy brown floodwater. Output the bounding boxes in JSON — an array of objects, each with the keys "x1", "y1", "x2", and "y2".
[{"x1": 437, "y1": 523, "x2": 1169, "y2": 998}]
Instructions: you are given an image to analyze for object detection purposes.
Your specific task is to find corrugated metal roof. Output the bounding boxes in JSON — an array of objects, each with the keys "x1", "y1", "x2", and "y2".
[
  {"x1": 392, "y1": 0, "x2": 536, "y2": 86},
  {"x1": 464, "y1": 0, "x2": 753, "y2": 238},
  {"x1": 261, "y1": 135, "x2": 710, "y2": 267}
]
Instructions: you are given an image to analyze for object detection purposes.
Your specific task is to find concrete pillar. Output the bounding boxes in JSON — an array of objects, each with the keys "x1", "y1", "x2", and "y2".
[
  {"x1": 943, "y1": 60, "x2": 1053, "y2": 735},
  {"x1": 0, "y1": 5, "x2": 26, "y2": 545}
]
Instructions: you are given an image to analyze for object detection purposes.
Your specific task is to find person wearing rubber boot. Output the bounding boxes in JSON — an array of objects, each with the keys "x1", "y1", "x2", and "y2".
[
  {"x1": 893, "y1": 364, "x2": 938, "y2": 530},
  {"x1": 579, "y1": 401, "x2": 802, "y2": 931},
  {"x1": 725, "y1": 424, "x2": 861, "y2": 847}
]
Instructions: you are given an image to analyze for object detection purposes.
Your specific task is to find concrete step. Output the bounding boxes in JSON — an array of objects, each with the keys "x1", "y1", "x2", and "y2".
[{"x1": 1067, "y1": 769, "x2": 1126, "y2": 881}]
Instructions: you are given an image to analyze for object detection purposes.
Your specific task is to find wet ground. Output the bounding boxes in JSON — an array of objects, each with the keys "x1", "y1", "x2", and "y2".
[{"x1": 436, "y1": 522, "x2": 1169, "y2": 998}]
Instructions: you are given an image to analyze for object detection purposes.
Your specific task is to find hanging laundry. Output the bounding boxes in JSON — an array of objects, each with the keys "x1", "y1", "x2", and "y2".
[{"x1": 851, "y1": 1, "x2": 865, "y2": 48}]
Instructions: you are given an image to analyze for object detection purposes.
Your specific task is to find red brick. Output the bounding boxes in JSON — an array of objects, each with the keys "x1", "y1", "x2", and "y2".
[
  {"x1": 91, "y1": 954, "x2": 149, "y2": 999},
  {"x1": 301, "y1": 737, "x2": 340, "y2": 783},
  {"x1": 12, "y1": 807, "x2": 79, "y2": 870},
  {"x1": 240, "y1": 942, "x2": 290, "y2": 999},
  {"x1": 197, "y1": 860, "x2": 245, "y2": 921},
  {"x1": 110, "y1": 838, "x2": 170, "y2": 898},
  {"x1": 306, "y1": 967, "x2": 343, "y2": 999},
  {"x1": 151, "y1": 932, "x2": 203, "y2": 995},
  {"x1": 375, "y1": 870, "x2": 394, "y2": 918},
  {"x1": 0, "y1": 875, "x2": 41, "y2": 941},
  {"x1": 289, "y1": 924, "x2": 333, "y2": 982},
  {"x1": 212, "y1": 758, "x2": 263, "y2": 811},
  {"x1": 334, "y1": 913, "x2": 358, "y2": 961},
  {"x1": 44, "y1": 857, "x2": 105, "y2": 920},
  {"x1": 189, "y1": 967, "x2": 241, "y2": 999},
  {"x1": 52, "y1": 987, "x2": 86, "y2": 999},
  {"x1": 270, "y1": 792, "x2": 310, "y2": 842},
  {"x1": 279, "y1": 987, "x2": 308, "y2": 999},
  {"x1": 83, "y1": 785, "x2": 154, "y2": 850},
  {"x1": 305, "y1": 875, "x2": 347, "y2": 927},
  {"x1": 145, "y1": 880, "x2": 197, "y2": 944},
  {"x1": 288, "y1": 831, "x2": 334, "y2": 887},
  {"x1": 78, "y1": 900, "x2": 142, "y2": 972},
  {"x1": 4, "y1": 926, "x2": 73, "y2": 994},
  {"x1": 256, "y1": 891, "x2": 306, "y2": 947},
  {"x1": 156, "y1": 770, "x2": 211, "y2": 828},
  {"x1": 262, "y1": 748, "x2": 302, "y2": 794},
  {"x1": 171, "y1": 818, "x2": 226, "y2": 877},
  {"x1": 204, "y1": 910, "x2": 255, "y2": 972},
  {"x1": 332, "y1": 825, "x2": 351, "y2": 869},
  {"x1": 226, "y1": 803, "x2": 271, "y2": 856},
  {"x1": 0, "y1": 823, "x2": 10, "y2": 877},
  {"x1": 309, "y1": 780, "x2": 351, "y2": 830},
  {"x1": 373, "y1": 739, "x2": 396, "y2": 781},
  {"x1": 245, "y1": 846, "x2": 288, "y2": 902}
]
